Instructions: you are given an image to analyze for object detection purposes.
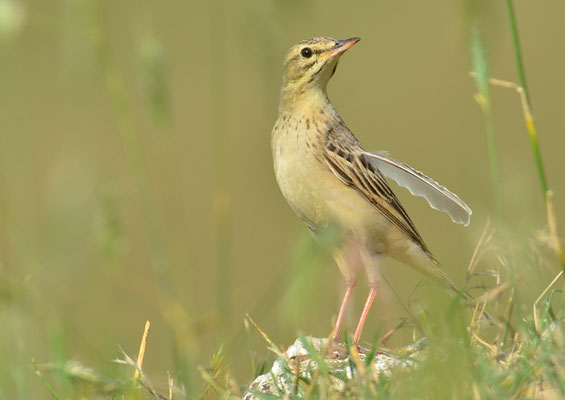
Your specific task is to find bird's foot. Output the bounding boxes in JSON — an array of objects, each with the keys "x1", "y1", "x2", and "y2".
[{"x1": 326, "y1": 339, "x2": 371, "y2": 360}]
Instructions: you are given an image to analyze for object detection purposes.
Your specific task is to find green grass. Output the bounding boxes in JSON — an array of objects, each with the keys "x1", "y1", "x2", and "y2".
[{"x1": 29, "y1": 289, "x2": 565, "y2": 399}]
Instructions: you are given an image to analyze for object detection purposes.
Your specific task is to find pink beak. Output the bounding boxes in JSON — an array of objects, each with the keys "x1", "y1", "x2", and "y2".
[{"x1": 319, "y1": 37, "x2": 361, "y2": 60}]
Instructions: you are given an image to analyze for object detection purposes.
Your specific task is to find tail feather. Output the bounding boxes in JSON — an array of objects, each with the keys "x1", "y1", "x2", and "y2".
[{"x1": 421, "y1": 261, "x2": 500, "y2": 327}]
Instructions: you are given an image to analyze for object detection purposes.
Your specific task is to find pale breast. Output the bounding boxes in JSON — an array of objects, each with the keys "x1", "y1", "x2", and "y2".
[{"x1": 272, "y1": 115, "x2": 389, "y2": 239}]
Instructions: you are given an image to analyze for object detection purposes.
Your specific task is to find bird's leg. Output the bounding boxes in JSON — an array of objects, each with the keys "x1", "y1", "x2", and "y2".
[
  {"x1": 330, "y1": 277, "x2": 356, "y2": 342},
  {"x1": 353, "y1": 252, "x2": 381, "y2": 345},
  {"x1": 353, "y1": 280, "x2": 379, "y2": 345},
  {"x1": 331, "y1": 241, "x2": 361, "y2": 343}
]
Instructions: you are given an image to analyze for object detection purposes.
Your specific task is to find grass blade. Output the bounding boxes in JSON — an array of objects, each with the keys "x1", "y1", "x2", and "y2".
[
  {"x1": 470, "y1": 23, "x2": 502, "y2": 218},
  {"x1": 505, "y1": 0, "x2": 548, "y2": 194}
]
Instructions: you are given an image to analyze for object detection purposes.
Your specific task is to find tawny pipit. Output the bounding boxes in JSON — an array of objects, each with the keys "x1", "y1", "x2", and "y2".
[{"x1": 272, "y1": 37, "x2": 478, "y2": 344}]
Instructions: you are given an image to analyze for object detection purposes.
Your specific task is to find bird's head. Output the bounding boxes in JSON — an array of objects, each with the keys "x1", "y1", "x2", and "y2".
[{"x1": 280, "y1": 37, "x2": 360, "y2": 110}]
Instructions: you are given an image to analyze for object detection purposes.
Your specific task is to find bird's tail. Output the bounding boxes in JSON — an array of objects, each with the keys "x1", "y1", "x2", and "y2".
[
  {"x1": 391, "y1": 243, "x2": 501, "y2": 327},
  {"x1": 418, "y1": 259, "x2": 500, "y2": 327}
]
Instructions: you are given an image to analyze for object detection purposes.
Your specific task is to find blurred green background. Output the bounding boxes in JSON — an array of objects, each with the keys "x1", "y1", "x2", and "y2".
[{"x1": 1, "y1": 0, "x2": 564, "y2": 397}]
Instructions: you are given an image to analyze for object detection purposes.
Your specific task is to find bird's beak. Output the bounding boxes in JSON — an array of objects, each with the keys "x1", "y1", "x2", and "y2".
[{"x1": 319, "y1": 37, "x2": 361, "y2": 60}]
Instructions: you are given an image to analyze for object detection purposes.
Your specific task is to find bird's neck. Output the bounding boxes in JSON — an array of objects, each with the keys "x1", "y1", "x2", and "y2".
[{"x1": 279, "y1": 84, "x2": 335, "y2": 117}]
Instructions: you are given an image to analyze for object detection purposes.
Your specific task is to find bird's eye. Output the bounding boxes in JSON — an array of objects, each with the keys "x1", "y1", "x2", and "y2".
[{"x1": 300, "y1": 47, "x2": 313, "y2": 58}]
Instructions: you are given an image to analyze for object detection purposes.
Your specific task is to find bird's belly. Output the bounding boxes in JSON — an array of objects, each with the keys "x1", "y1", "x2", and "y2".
[{"x1": 273, "y1": 142, "x2": 389, "y2": 240}]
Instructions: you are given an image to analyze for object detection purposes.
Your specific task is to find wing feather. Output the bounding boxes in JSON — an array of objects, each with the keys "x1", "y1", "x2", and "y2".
[
  {"x1": 364, "y1": 152, "x2": 472, "y2": 226},
  {"x1": 323, "y1": 124, "x2": 432, "y2": 257}
]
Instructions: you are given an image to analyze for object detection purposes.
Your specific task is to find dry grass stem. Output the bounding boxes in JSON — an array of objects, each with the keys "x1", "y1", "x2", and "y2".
[
  {"x1": 533, "y1": 270, "x2": 564, "y2": 331},
  {"x1": 472, "y1": 282, "x2": 511, "y2": 305},
  {"x1": 546, "y1": 190, "x2": 565, "y2": 266},
  {"x1": 379, "y1": 319, "x2": 409, "y2": 346},
  {"x1": 245, "y1": 313, "x2": 287, "y2": 360},
  {"x1": 134, "y1": 320, "x2": 151, "y2": 380},
  {"x1": 470, "y1": 73, "x2": 565, "y2": 271},
  {"x1": 115, "y1": 349, "x2": 167, "y2": 400},
  {"x1": 168, "y1": 372, "x2": 174, "y2": 400},
  {"x1": 466, "y1": 219, "x2": 493, "y2": 281}
]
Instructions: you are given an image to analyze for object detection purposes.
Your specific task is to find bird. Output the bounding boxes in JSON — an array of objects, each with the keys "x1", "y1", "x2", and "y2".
[{"x1": 271, "y1": 36, "x2": 482, "y2": 345}]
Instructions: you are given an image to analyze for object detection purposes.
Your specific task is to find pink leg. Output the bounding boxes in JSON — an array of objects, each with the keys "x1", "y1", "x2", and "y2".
[
  {"x1": 353, "y1": 281, "x2": 379, "y2": 345},
  {"x1": 331, "y1": 278, "x2": 356, "y2": 342},
  {"x1": 331, "y1": 240, "x2": 361, "y2": 343}
]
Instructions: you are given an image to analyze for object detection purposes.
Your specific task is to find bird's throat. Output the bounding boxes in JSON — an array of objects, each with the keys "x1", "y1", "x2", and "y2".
[{"x1": 279, "y1": 84, "x2": 331, "y2": 115}]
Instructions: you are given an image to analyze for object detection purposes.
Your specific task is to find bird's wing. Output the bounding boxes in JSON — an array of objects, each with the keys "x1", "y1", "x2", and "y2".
[
  {"x1": 364, "y1": 152, "x2": 472, "y2": 226},
  {"x1": 322, "y1": 122, "x2": 432, "y2": 257}
]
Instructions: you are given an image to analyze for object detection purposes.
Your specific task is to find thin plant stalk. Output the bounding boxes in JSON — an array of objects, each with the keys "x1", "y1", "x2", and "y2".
[
  {"x1": 470, "y1": 24, "x2": 502, "y2": 219},
  {"x1": 505, "y1": 0, "x2": 548, "y2": 195},
  {"x1": 503, "y1": 2, "x2": 564, "y2": 272},
  {"x1": 482, "y1": 78, "x2": 565, "y2": 271}
]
